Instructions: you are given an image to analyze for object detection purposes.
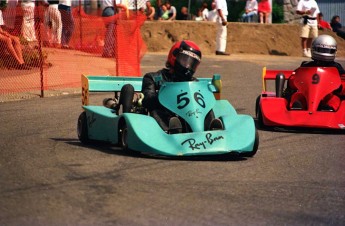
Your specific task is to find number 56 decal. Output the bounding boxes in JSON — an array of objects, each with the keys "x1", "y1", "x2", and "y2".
[{"x1": 177, "y1": 92, "x2": 206, "y2": 109}]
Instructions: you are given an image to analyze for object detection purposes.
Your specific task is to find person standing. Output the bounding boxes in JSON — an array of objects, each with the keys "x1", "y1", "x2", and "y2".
[
  {"x1": 43, "y1": 0, "x2": 62, "y2": 48},
  {"x1": 21, "y1": 0, "x2": 37, "y2": 43},
  {"x1": 215, "y1": 0, "x2": 229, "y2": 55},
  {"x1": 101, "y1": 0, "x2": 127, "y2": 57},
  {"x1": 296, "y1": 0, "x2": 320, "y2": 58},
  {"x1": 58, "y1": 0, "x2": 74, "y2": 49},
  {"x1": 207, "y1": 1, "x2": 218, "y2": 22}
]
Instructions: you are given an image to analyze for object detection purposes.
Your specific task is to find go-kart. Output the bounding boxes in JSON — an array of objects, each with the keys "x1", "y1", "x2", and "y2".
[
  {"x1": 77, "y1": 74, "x2": 259, "y2": 157},
  {"x1": 256, "y1": 66, "x2": 345, "y2": 130}
]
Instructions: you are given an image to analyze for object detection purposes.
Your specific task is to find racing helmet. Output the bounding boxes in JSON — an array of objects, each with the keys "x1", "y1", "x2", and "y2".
[
  {"x1": 311, "y1": 35, "x2": 337, "y2": 62},
  {"x1": 166, "y1": 40, "x2": 202, "y2": 81}
]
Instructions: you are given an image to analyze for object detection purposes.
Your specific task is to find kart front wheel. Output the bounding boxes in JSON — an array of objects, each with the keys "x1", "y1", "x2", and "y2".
[
  {"x1": 255, "y1": 96, "x2": 265, "y2": 128},
  {"x1": 77, "y1": 112, "x2": 89, "y2": 144}
]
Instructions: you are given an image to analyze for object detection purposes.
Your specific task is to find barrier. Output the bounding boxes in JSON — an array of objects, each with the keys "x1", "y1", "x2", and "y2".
[{"x1": 0, "y1": 3, "x2": 146, "y2": 97}]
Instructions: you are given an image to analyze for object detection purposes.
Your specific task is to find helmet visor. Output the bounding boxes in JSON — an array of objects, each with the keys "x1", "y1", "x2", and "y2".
[
  {"x1": 314, "y1": 47, "x2": 336, "y2": 54},
  {"x1": 176, "y1": 50, "x2": 201, "y2": 72}
]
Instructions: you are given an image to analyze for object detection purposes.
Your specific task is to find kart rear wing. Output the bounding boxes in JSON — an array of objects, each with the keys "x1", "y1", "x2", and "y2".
[
  {"x1": 81, "y1": 74, "x2": 222, "y2": 106},
  {"x1": 262, "y1": 67, "x2": 294, "y2": 92},
  {"x1": 81, "y1": 75, "x2": 144, "y2": 106}
]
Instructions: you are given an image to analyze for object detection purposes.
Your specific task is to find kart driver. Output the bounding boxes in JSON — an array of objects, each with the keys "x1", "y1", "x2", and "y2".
[
  {"x1": 286, "y1": 34, "x2": 345, "y2": 111},
  {"x1": 141, "y1": 40, "x2": 224, "y2": 134}
]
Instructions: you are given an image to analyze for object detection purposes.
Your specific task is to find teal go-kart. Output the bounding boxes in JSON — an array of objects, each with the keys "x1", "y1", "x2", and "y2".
[{"x1": 77, "y1": 74, "x2": 259, "y2": 157}]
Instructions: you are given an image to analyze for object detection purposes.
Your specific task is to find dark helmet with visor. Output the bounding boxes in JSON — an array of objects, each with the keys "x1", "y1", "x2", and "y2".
[{"x1": 166, "y1": 40, "x2": 202, "y2": 81}]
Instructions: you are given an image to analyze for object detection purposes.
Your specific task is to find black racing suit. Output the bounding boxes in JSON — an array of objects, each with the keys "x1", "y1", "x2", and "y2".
[{"x1": 141, "y1": 68, "x2": 214, "y2": 132}]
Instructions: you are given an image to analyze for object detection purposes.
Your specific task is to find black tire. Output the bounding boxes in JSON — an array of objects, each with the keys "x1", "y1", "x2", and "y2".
[
  {"x1": 77, "y1": 112, "x2": 89, "y2": 144},
  {"x1": 119, "y1": 122, "x2": 129, "y2": 151},
  {"x1": 257, "y1": 106, "x2": 264, "y2": 129},
  {"x1": 240, "y1": 129, "x2": 259, "y2": 157},
  {"x1": 255, "y1": 95, "x2": 264, "y2": 128},
  {"x1": 255, "y1": 95, "x2": 261, "y2": 117},
  {"x1": 120, "y1": 84, "x2": 134, "y2": 113}
]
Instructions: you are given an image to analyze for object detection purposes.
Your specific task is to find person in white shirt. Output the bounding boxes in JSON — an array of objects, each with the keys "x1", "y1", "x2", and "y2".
[
  {"x1": 215, "y1": 0, "x2": 229, "y2": 55},
  {"x1": 296, "y1": 0, "x2": 320, "y2": 57},
  {"x1": 207, "y1": 1, "x2": 218, "y2": 22},
  {"x1": 201, "y1": 2, "x2": 209, "y2": 21},
  {"x1": 165, "y1": 1, "x2": 176, "y2": 21},
  {"x1": 242, "y1": 0, "x2": 258, "y2": 23}
]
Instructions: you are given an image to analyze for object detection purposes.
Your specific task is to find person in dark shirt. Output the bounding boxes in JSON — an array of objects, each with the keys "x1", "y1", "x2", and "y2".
[
  {"x1": 141, "y1": 40, "x2": 223, "y2": 133},
  {"x1": 330, "y1": 15, "x2": 345, "y2": 40},
  {"x1": 288, "y1": 35, "x2": 345, "y2": 111}
]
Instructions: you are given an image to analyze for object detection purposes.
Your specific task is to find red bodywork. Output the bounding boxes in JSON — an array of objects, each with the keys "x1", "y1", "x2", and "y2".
[{"x1": 258, "y1": 67, "x2": 345, "y2": 130}]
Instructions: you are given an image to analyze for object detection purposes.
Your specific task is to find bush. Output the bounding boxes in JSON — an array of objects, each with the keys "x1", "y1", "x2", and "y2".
[{"x1": 272, "y1": 2, "x2": 284, "y2": 23}]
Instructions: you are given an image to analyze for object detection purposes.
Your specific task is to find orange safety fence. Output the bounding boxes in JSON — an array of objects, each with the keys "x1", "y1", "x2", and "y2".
[{"x1": 0, "y1": 3, "x2": 146, "y2": 97}]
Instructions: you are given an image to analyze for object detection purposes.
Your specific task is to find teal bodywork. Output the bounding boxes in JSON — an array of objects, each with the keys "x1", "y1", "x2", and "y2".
[{"x1": 80, "y1": 75, "x2": 258, "y2": 157}]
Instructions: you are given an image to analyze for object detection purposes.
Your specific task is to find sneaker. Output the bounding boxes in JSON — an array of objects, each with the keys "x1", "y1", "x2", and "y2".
[
  {"x1": 168, "y1": 117, "x2": 182, "y2": 134},
  {"x1": 209, "y1": 118, "x2": 224, "y2": 130},
  {"x1": 303, "y1": 49, "x2": 311, "y2": 58}
]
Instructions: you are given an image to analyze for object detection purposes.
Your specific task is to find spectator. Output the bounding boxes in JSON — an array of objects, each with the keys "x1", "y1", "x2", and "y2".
[
  {"x1": 330, "y1": 15, "x2": 345, "y2": 40},
  {"x1": 165, "y1": 1, "x2": 176, "y2": 21},
  {"x1": 101, "y1": 0, "x2": 127, "y2": 57},
  {"x1": 43, "y1": 1, "x2": 62, "y2": 48},
  {"x1": 215, "y1": 0, "x2": 229, "y2": 55},
  {"x1": 0, "y1": 9, "x2": 30, "y2": 70},
  {"x1": 207, "y1": 1, "x2": 218, "y2": 22},
  {"x1": 317, "y1": 12, "x2": 332, "y2": 31},
  {"x1": 145, "y1": 1, "x2": 155, "y2": 20},
  {"x1": 180, "y1": 6, "x2": 193, "y2": 20},
  {"x1": 59, "y1": 0, "x2": 74, "y2": 49},
  {"x1": 242, "y1": 0, "x2": 258, "y2": 23},
  {"x1": 154, "y1": 0, "x2": 163, "y2": 20},
  {"x1": 21, "y1": 0, "x2": 37, "y2": 44},
  {"x1": 141, "y1": 40, "x2": 223, "y2": 133},
  {"x1": 201, "y1": 2, "x2": 209, "y2": 21},
  {"x1": 195, "y1": 9, "x2": 204, "y2": 21},
  {"x1": 159, "y1": 4, "x2": 169, "y2": 20},
  {"x1": 258, "y1": 0, "x2": 271, "y2": 24},
  {"x1": 296, "y1": 0, "x2": 320, "y2": 57}
]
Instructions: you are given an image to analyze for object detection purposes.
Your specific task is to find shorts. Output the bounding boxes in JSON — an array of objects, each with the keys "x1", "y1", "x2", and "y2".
[{"x1": 300, "y1": 24, "x2": 318, "y2": 39}]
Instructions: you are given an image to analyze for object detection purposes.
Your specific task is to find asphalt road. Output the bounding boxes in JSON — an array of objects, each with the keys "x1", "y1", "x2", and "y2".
[{"x1": 0, "y1": 54, "x2": 345, "y2": 226}]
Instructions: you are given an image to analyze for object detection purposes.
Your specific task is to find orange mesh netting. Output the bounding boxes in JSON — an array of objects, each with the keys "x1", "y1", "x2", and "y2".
[{"x1": 0, "y1": 3, "x2": 146, "y2": 96}]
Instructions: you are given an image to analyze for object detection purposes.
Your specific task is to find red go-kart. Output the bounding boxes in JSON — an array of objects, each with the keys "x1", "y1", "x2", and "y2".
[{"x1": 256, "y1": 66, "x2": 345, "y2": 130}]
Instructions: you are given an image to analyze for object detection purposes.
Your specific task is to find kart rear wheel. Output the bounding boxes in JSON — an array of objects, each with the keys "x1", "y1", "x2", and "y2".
[
  {"x1": 77, "y1": 112, "x2": 89, "y2": 144},
  {"x1": 120, "y1": 84, "x2": 134, "y2": 113},
  {"x1": 120, "y1": 123, "x2": 129, "y2": 151},
  {"x1": 240, "y1": 129, "x2": 259, "y2": 157}
]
